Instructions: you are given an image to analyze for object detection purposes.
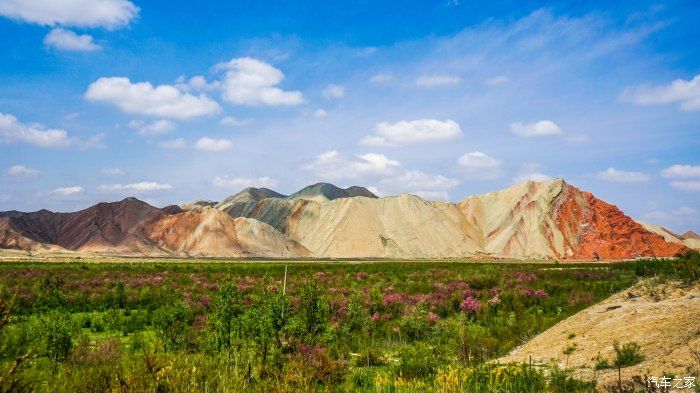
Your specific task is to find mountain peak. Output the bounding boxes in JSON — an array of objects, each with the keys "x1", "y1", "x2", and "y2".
[{"x1": 288, "y1": 183, "x2": 377, "y2": 202}]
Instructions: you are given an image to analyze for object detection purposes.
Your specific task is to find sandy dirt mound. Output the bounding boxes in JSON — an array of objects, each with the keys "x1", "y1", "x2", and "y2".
[{"x1": 498, "y1": 279, "x2": 700, "y2": 389}]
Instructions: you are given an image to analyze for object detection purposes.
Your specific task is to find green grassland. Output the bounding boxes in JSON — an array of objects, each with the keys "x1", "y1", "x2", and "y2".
[{"x1": 0, "y1": 252, "x2": 697, "y2": 392}]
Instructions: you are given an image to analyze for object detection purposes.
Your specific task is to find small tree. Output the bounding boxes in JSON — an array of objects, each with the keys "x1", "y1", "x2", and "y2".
[
  {"x1": 211, "y1": 280, "x2": 244, "y2": 357},
  {"x1": 297, "y1": 281, "x2": 328, "y2": 341},
  {"x1": 613, "y1": 341, "x2": 644, "y2": 367},
  {"x1": 41, "y1": 311, "x2": 73, "y2": 370}
]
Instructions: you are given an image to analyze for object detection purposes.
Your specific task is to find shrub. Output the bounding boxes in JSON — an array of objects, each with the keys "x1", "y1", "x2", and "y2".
[
  {"x1": 613, "y1": 341, "x2": 644, "y2": 367},
  {"x1": 395, "y1": 343, "x2": 436, "y2": 379},
  {"x1": 40, "y1": 310, "x2": 74, "y2": 365}
]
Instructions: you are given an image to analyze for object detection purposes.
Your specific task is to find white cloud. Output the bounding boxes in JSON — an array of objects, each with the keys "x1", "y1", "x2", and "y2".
[
  {"x1": 212, "y1": 176, "x2": 277, "y2": 189},
  {"x1": 510, "y1": 120, "x2": 563, "y2": 137},
  {"x1": 670, "y1": 181, "x2": 700, "y2": 192},
  {"x1": 43, "y1": 28, "x2": 100, "y2": 51},
  {"x1": 85, "y1": 77, "x2": 221, "y2": 119},
  {"x1": 194, "y1": 137, "x2": 232, "y2": 152},
  {"x1": 76, "y1": 133, "x2": 106, "y2": 150},
  {"x1": 643, "y1": 206, "x2": 699, "y2": 228},
  {"x1": 620, "y1": 74, "x2": 700, "y2": 111},
  {"x1": 51, "y1": 186, "x2": 83, "y2": 196},
  {"x1": 7, "y1": 165, "x2": 39, "y2": 178},
  {"x1": 597, "y1": 167, "x2": 650, "y2": 183},
  {"x1": 661, "y1": 164, "x2": 700, "y2": 179},
  {"x1": 322, "y1": 84, "x2": 345, "y2": 99},
  {"x1": 128, "y1": 119, "x2": 175, "y2": 136},
  {"x1": 0, "y1": 0, "x2": 138, "y2": 29},
  {"x1": 380, "y1": 170, "x2": 460, "y2": 192},
  {"x1": 313, "y1": 109, "x2": 327, "y2": 118},
  {"x1": 415, "y1": 75, "x2": 461, "y2": 87},
  {"x1": 157, "y1": 138, "x2": 186, "y2": 149},
  {"x1": 361, "y1": 119, "x2": 462, "y2": 147},
  {"x1": 175, "y1": 75, "x2": 220, "y2": 92},
  {"x1": 512, "y1": 163, "x2": 552, "y2": 184},
  {"x1": 411, "y1": 190, "x2": 451, "y2": 202},
  {"x1": 486, "y1": 76, "x2": 509, "y2": 85},
  {"x1": 645, "y1": 158, "x2": 660, "y2": 164},
  {"x1": 457, "y1": 151, "x2": 502, "y2": 179},
  {"x1": 215, "y1": 57, "x2": 304, "y2": 106},
  {"x1": 370, "y1": 74, "x2": 393, "y2": 84},
  {"x1": 0, "y1": 112, "x2": 71, "y2": 148},
  {"x1": 98, "y1": 182, "x2": 172, "y2": 193},
  {"x1": 100, "y1": 167, "x2": 124, "y2": 176},
  {"x1": 302, "y1": 150, "x2": 401, "y2": 181},
  {"x1": 219, "y1": 116, "x2": 252, "y2": 127}
]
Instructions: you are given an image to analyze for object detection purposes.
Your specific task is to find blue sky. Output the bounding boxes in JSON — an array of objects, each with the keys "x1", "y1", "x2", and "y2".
[{"x1": 0, "y1": 0, "x2": 699, "y2": 232}]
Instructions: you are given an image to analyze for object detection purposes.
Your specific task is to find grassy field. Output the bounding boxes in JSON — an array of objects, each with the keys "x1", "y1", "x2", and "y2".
[{"x1": 0, "y1": 252, "x2": 697, "y2": 392}]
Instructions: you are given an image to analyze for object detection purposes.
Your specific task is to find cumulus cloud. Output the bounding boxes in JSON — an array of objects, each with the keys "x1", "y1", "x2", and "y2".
[
  {"x1": 457, "y1": 151, "x2": 502, "y2": 179},
  {"x1": 219, "y1": 116, "x2": 252, "y2": 127},
  {"x1": 85, "y1": 77, "x2": 221, "y2": 119},
  {"x1": 0, "y1": 0, "x2": 138, "y2": 29},
  {"x1": 620, "y1": 74, "x2": 700, "y2": 111},
  {"x1": 322, "y1": 84, "x2": 345, "y2": 99},
  {"x1": 194, "y1": 137, "x2": 232, "y2": 152},
  {"x1": 175, "y1": 75, "x2": 220, "y2": 92},
  {"x1": 7, "y1": 165, "x2": 39, "y2": 178},
  {"x1": 157, "y1": 138, "x2": 186, "y2": 149},
  {"x1": 128, "y1": 119, "x2": 175, "y2": 136},
  {"x1": 415, "y1": 75, "x2": 461, "y2": 87},
  {"x1": 43, "y1": 28, "x2": 100, "y2": 51},
  {"x1": 302, "y1": 150, "x2": 400, "y2": 181},
  {"x1": 510, "y1": 120, "x2": 562, "y2": 137},
  {"x1": 661, "y1": 164, "x2": 700, "y2": 179},
  {"x1": 0, "y1": 112, "x2": 71, "y2": 148},
  {"x1": 98, "y1": 182, "x2": 172, "y2": 193},
  {"x1": 212, "y1": 176, "x2": 277, "y2": 189},
  {"x1": 51, "y1": 186, "x2": 83, "y2": 196},
  {"x1": 313, "y1": 109, "x2": 327, "y2": 118},
  {"x1": 214, "y1": 57, "x2": 304, "y2": 106},
  {"x1": 380, "y1": 170, "x2": 460, "y2": 192},
  {"x1": 100, "y1": 167, "x2": 124, "y2": 176},
  {"x1": 486, "y1": 76, "x2": 509, "y2": 85},
  {"x1": 512, "y1": 163, "x2": 552, "y2": 184},
  {"x1": 596, "y1": 167, "x2": 650, "y2": 183},
  {"x1": 360, "y1": 119, "x2": 462, "y2": 147}
]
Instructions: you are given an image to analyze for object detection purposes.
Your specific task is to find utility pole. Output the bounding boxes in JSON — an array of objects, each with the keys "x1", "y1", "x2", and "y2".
[{"x1": 283, "y1": 264, "x2": 288, "y2": 295}]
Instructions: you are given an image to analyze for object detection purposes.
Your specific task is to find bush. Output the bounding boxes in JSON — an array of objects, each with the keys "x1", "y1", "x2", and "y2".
[
  {"x1": 613, "y1": 341, "x2": 644, "y2": 367},
  {"x1": 40, "y1": 310, "x2": 73, "y2": 365},
  {"x1": 394, "y1": 343, "x2": 436, "y2": 379}
]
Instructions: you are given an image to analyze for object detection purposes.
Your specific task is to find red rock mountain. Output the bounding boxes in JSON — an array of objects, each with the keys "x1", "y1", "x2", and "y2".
[{"x1": 0, "y1": 180, "x2": 689, "y2": 259}]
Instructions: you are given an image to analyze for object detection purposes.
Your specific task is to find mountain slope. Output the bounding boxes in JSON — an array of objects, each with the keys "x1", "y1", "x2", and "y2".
[
  {"x1": 0, "y1": 198, "x2": 164, "y2": 253},
  {"x1": 457, "y1": 179, "x2": 686, "y2": 259},
  {"x1": 286, "y1": 183, "x2": 377, "y2": 203},
  {"x1": 0, "y1": 199, "x2": 309, "y2": 257},
  {"x1": 214, "y1": 187, "x2": 286, "y2": 217},
  {"x1": 0, "y1": 179, "x2": 688, "y2": 259},
  {"x1": 147, "y1": 209, "x2": 310, "y2": 257},
  {"x1": 640, "y1": 223, "x2": 700, "y2": 250}
]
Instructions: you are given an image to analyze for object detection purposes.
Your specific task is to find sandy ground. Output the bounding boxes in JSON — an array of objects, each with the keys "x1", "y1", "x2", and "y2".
[{"x1": 499, "y1": 278, "x2": 700, "y2": 391}]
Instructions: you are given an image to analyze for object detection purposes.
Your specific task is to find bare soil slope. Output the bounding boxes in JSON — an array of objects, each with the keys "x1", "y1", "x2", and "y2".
[{"x1": 499, "y1": 279, "x2": 700, "y2": 388}]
